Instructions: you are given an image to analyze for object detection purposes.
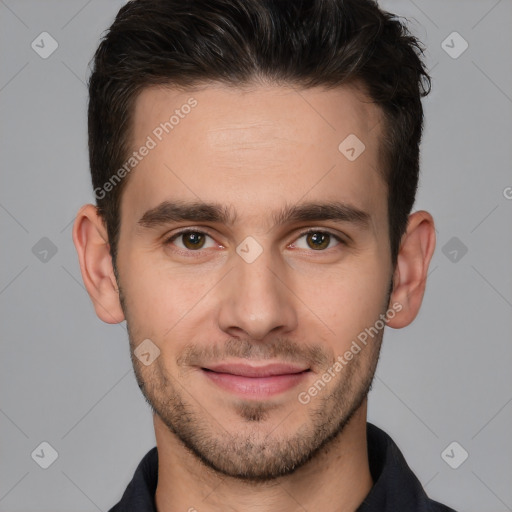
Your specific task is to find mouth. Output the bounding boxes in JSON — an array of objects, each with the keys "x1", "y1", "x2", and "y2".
[{"x1": 200, "y1": 362, "x2": 311, "y2": 398}]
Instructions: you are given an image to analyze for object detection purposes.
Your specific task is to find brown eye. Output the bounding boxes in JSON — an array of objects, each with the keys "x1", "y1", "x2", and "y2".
[
  {"x1": 305, "y1": 232, "x2": 331, "y2": 250},
  {"x1": 166, "y1": 230, "x2": 216, "y2": 251},
  {"x1": 180, "y1": 232, "x2": 206, "y2": 250},
  {"x1": 292, "y1": 230, "x2": 342, "y2": 251}
]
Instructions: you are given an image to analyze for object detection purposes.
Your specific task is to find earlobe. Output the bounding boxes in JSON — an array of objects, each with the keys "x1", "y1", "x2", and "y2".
[
  {"x1": 386, "y1": 210, "x2": 436, "y2": 329},
  {"x1": 72, "y1": 204, "x2": 125, "y2": 324}
]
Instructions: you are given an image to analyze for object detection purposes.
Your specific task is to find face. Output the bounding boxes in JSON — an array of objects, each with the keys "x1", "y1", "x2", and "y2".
[{"x1": 115, "y1": 83, "x2": 393, "y2": 480}]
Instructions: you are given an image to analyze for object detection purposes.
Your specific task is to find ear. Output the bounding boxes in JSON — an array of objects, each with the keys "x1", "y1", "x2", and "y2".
[
  {"x1": 386, "y1": 210, "x2": 436, "y2": 329},
  {"x1": 72, "y1": 204, "x2": 125, "y2": 324}
]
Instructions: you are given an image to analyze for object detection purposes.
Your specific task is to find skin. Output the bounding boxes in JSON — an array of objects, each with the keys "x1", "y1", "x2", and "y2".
[{"x1": 73, "y1": 83, "x2": 436, "y2": 512}]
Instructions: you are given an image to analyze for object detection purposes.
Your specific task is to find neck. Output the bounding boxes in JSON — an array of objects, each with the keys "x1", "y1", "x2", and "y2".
[{"x1": 154, "y1": 400, "x2": 373, "y2": 512}]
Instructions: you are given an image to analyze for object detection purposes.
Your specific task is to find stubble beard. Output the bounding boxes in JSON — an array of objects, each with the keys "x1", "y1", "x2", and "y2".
[{"x1": 126, "y1": 322, "x2": 383, "y2": 482}]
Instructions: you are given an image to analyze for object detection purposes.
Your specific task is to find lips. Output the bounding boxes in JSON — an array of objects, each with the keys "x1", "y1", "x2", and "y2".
[
  {"x1": 203, "y1": 362, "x2": 309, "y2": 377},
  {"x1": 201, "y1": 362, "x2": 310, "y2": 398}
]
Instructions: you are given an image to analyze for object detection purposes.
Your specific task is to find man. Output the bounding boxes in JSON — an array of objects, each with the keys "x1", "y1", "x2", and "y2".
[{"x1": 72, "y1": 0, "x2": 458, "y2": 510}]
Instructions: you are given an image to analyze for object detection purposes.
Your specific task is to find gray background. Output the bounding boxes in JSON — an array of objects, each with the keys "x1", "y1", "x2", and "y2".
[{"x1": 1, "y1": 0, "x2": 511, "y2": 510}]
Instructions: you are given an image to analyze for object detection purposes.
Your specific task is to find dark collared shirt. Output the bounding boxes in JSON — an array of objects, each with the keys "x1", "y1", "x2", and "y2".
[{"x1": 108, "y1": 422, "x2": 458, "y2": 512}]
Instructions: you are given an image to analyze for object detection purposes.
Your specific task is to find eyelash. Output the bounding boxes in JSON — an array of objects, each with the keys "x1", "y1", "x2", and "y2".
[{"x1": 163, "y1": 228, "x2": 346, "y2": 255}]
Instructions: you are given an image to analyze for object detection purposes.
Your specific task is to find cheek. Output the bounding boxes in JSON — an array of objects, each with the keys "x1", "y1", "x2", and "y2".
[
  {"x1": 294, "y1": 259, "x2": 390, "y2": 353},
  {"x1": 117, "y1": 250, "x2": 218, "y2": 339}
]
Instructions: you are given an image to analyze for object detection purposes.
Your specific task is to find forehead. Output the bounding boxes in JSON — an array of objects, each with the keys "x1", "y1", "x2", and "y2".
[{"x1": 122, "y1": 82, "x2": 386, "y2": 229}]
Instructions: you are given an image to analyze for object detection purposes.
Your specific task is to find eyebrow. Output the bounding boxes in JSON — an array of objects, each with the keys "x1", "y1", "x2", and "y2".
[{"x1": 137, "y1": 200, "x2": 370, "y2": 230}]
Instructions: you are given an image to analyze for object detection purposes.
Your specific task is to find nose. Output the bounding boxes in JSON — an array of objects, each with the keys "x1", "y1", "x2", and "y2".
[{"x1": 217, "y1": 248, "x2": 298, "y2": 341}]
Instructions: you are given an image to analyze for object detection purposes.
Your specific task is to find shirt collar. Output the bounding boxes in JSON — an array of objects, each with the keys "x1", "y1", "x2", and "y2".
[
  {"x1": 357, "y1": 423, "x2": 455, "y2": 511},
  {"x1": 108, "y1": 422, "x2": 456, "y2": 512}
]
